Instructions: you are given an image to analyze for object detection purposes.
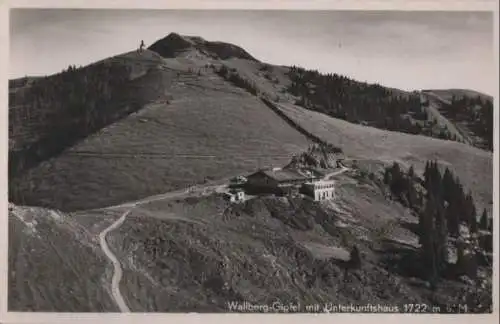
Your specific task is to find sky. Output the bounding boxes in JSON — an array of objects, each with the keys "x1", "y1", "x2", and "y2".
[{"x1": 9, "y1": 9, "x2": 495, "y2": 95}]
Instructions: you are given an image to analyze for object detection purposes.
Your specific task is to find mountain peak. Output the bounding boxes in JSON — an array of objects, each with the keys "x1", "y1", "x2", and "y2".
[{"x1": 148, "y1": 32, "x2": 259, "y2": 62}]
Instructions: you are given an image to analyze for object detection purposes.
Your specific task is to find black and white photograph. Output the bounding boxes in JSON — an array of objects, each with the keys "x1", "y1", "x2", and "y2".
[{"x1": 4, "y1": 3, "x2": 498, "y2": 317}]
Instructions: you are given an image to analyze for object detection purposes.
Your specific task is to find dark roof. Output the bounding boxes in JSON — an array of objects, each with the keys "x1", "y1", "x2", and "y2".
[
  {"x1": 249, "y1": 168, "x2": 320, "y2": 183},
  {"x1": 228, "y1": 187, "x2": 244, "y2": 194}
]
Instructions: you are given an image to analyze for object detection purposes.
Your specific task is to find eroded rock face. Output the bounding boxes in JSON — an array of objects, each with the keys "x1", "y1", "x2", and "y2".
[{"x1": 287, "y1": 144, "x2": 343, "y2": 170}]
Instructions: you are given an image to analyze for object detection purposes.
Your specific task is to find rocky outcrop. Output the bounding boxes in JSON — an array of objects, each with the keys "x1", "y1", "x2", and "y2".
[{"x1": 148, "y1": 32, "x2": 259, "y2": 61}]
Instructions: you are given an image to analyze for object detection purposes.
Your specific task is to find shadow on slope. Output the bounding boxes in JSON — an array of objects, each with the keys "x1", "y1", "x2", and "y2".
[{"x1": 9, "y1": 50, "x2": 167, "y2": 203}]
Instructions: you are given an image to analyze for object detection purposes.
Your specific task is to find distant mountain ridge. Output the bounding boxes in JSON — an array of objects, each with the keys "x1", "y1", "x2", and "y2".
[{"x1": 422, "y1": 88, "x2": 493, "y2": 102}]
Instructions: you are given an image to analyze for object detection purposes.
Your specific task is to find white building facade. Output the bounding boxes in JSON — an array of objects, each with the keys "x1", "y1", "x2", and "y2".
[
  {"x1": 302, "y1": 179, "x2": 336, "y2": 201},
  {"x1": 223, "y1": 188, "x2": 245, "y2": 203}
]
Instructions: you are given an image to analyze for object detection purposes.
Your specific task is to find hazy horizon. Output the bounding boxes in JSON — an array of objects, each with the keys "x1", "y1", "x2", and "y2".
[{"x1": 9, "y1": 9, "x2": 495, "y2": 95}]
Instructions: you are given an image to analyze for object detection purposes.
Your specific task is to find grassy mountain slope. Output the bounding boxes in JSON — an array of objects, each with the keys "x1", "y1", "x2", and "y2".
[
  {"x1": 271, "y1": 101, "x2": 492, "y2": 214},
  {"x1": 109, "y1": 185, "x2": 426, "y2": 312},
  {"x1": 10, "y1": 51, "x2": 311, "y2": 211},
  {"x1": 418, "y1": 92, "x2": 470, "y2": 145},
  {"x1": 277, "y1": 65, "x2": 494, "y2": 151},
  {"x1": 8, "y1": 33, "x2": 493, "y2": 312},
  {"x1": 8, "y1": 50, "x2": 167, "y2": 177},
  {"x1": 9, "y1": 33, "x2": 492, "y2": 213},
  {"x1": 422, "y1": 89, "x2": 494, "y2": 151},
  {"x1": 9, "y1": 167, "x2": 491, "y2": 312},
  {"x1": 208, "y1": 58, "x2": 493, "y2": 155},
  {"x1": 8, "y1": 204, "x2": 121, "y2": 311}
]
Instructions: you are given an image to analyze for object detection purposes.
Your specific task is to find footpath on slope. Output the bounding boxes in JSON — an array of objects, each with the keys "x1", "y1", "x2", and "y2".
[
  {"x1": 99, "y1": 209, "x2": 133, "y2": 313},
  {"x1": 97, "y1": 178, "x2": 230, "y2": 312},
  {"x1": 91, "y1": 81, "x2": 353, "y2": 309}
]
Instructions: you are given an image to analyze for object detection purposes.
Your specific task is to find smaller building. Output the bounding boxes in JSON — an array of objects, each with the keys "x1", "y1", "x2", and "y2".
[
  {"x1": 223, "y1": 188, "x2": 245, "y2": 203},
  {"x1": 230, "y1": 175, "x2": 247, "y2": 185},
  {"x1": 223, "y1": 193, "x2": 236, "y2": 203},
  {"x1": 301, "y1": 179, "x2": 336, "y2": 201},
  {"x1": 229, "y1": 175, "x2": 247, "y2": 190}
]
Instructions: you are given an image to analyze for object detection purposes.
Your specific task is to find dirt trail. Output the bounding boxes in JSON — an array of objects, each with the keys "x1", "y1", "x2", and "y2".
[
  {"x1": 97, "y1": 163, "x2": 349, "y2": 312},
  {"x1": 99, "y1": 209, "x2": 132, "y2": 312},
  {"x1": 97, "y1": 180, "x2": 228, "y2": 311},
  {"x1": 105, "y1": 176, "x2": 234, "y2": 210}
]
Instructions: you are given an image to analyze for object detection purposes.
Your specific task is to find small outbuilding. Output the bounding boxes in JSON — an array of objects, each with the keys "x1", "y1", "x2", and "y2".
[{"x1": 223, "y1": 188, "x2": 245, "y2": 203}]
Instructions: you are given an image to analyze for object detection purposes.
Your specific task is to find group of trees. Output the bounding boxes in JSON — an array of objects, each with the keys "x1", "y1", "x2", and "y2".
[
  {"x1": 286, "y1": 66, "x2": 457, "y2": 141},
  {"x1": 9, "y1": 61, "x2": 166, "y2": 205},
  {"x1": 287, "y1": 143, "x2": 343, "y2": 169},
  {"x1": 446, "y1": 95, "x2": 493, "y2": 151},
  {"x1": 14, "y1": 62, "x2": 132, "y2": 135},
  {"x1": 383, "y1": 162, "x2": 421, "y2": 209},
  {"x1": 215, "y1": 65, "x2": 259, "y2": 96},
  {"x1": 383, "y1": 161, "x2": 492, "y2": 283},
  {"x1": 9, "y1": 62, "x2": 131, "y2": 177}
]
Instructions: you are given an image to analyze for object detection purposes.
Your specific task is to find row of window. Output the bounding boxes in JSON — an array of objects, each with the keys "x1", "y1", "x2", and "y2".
[
  {"x1": 317, "y1": 190, "x2": 334, "y2": 200},
  {"x1": 315, "y1": 183, "x2": 335, "y2": 190}
]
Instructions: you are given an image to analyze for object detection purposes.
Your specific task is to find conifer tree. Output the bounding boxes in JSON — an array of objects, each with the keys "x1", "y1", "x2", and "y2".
[
  {"x1": 442, "y1": 168, "x2": 453, "y2": 203},
  {"x1": 421, "y1": 192, "x2": 438, "y2": 280},
  {"x1": 408, "y1": 165, "x2": 415, "y2": 179},
  {"x1": 406, "y1": 166, "x2": 417, "y2": 209},
  {"x1": 419, "y1": 161, "x2": 453, "y2": 281},
  {"x1": 424, "y1": 161, "x2": 431, "y2": 190},
  {"x1": 465, "y1": 193, "x2": 478, "y2": 233},
  {"x1": 434, "y1": 203, "x2": 448, "y2": 271},
  {"x1": 389, "y1": 162, "x2": 406, "y2": 196},
  {"x1": 479, "y1": 208, "x2": 489, "y2": 231},
  {"x1": 443, "y1": 168, "x2": 460, "y2": 237},
  {"x1": 445, "y1": 202, "x2": 460, "y2": 237}
]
